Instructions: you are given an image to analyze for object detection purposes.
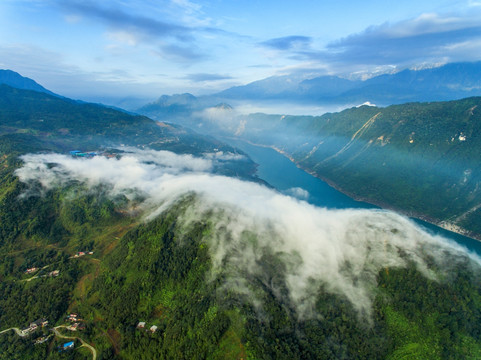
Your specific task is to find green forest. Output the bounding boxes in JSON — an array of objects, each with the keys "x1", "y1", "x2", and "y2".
[{"x1": 1, "y1": 144, "x2": 481, "y2": 359}]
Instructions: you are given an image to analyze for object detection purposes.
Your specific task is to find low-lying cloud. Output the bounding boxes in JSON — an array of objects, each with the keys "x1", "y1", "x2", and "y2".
[
  {"x1": 284, "y1": 187, "x2": 310, "y2": 200},
  {"x1": 15, "y1": 148, "x2": 480, "y2": 318}
]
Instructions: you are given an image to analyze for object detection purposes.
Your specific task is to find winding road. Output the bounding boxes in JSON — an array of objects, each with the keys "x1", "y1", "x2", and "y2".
[
  {"x1": 1, "y1": 325, "x2": 97, "y2": 360},
  {"x1": 0, "y1": 327, "x2": 28, "y2": 337},
  {"x1": 53, "y1": 326, "x2": 97, "y2": 360}
]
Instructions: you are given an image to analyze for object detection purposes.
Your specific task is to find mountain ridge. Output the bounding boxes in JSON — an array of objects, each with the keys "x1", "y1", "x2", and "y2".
[
  {"x1": 0, "y1": 69, "x2": 57, "y2": 97},
  {"x1": 210, "y1": 61, "x2": 481, "y2": 106}
]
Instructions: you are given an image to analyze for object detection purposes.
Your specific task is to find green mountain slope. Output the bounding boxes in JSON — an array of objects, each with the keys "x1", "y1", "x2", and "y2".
[
  {"x1": 0, "y1": 84, "x2": 256, "y2": 179},
  {"x1": 1, "y1": 154, "x2": 481, "y2": 359},
  {"x1": 230, "y1": 97, "x2": 481, "y2": 239},
  {"x1": 0, "y1": 85, "x2": 206, "y2": 153}
]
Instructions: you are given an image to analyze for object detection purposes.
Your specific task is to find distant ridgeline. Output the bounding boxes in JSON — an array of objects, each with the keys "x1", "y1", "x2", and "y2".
[
  {"x1": 233, "y1": 97, "x2": 481, "y2": 238},
  {"x1": 211, "y1": 61, "x2": 481, "y2": 105},
  {"x1": 0, "y1": 84, "x2": 254, "y2": 176}
]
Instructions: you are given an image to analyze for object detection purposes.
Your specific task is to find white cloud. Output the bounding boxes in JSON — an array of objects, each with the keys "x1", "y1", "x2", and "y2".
[
  {"x1": 16, "y1": 148, "x2": 480, "y2": 318},
  {"x1": 203, "y1": 151, "x2": 246, "y2": 161},
  {"x1": 284, "y1": 187, "x2": 310, "y2": 200},
  {"x1": 468, "y1": 0, "x2": 481, "y2": 7}
]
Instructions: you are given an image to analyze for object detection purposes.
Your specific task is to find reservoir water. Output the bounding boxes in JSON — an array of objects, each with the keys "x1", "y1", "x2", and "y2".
[{"x1": 227, "y1": 138, "x2": 481, "y2": 257}]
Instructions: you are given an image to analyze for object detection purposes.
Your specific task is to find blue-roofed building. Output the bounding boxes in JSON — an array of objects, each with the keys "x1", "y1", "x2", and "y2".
[
  {"x1": 63, "y1": 341, "x2": 74, "y2": 350},
  {"x1": 69, "y1": 150, "x2": 81, "y2": 156}
]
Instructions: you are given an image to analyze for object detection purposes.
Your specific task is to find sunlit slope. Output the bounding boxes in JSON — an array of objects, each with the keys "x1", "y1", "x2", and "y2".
[{"x1": 238, "y1": 97, "x2": 481, "y2": 238}]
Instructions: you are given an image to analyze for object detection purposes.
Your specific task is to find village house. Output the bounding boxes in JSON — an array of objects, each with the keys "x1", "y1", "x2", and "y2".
[
  {"x1": 34, "y1": 336, "x2": 50, "y2": 345},
  {"x1": 31, "y1": 318, "x2": 48, "y2": 328},
  {"x1": 24, "y1": 318, "x2": 48, "y2": 334},
  {"x1": 62, "y1": 341, "x2": 74, "y2": 350},
  {"x1": 48, "y1": 270, "x2": 60, "y2": 277},
  {"x1": 74, "y1": 250, "x2": 94, "y2": 257},
  {"x1": 25, "y1": 267, "x2": 38, "y2": 274},
  {"x1": 67, "y1": 323, "x2": 79, "y2": 331},
  {"x1": 137, "y1": 321, "x2": 145, "y2": 329},
  {"x1": 150, "y1": 325, "x2": 158, "y2": 333}
]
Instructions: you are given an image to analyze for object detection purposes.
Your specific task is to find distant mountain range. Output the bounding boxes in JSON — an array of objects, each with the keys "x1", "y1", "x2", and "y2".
[
  {"x1": 212, "y1": 62, "x2": 481, "y2": 106},
  {"x1": 136, "y1": 61, "x2": 481, "y2": 120}
]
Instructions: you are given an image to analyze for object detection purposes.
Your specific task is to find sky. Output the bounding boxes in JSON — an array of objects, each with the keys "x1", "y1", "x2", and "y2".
[{"x1": 2, "y1": 0, "x2": 481, "y2": 102}]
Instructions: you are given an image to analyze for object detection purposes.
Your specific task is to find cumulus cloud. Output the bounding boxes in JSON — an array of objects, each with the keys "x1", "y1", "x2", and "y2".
[{"x1": 15, "y1": 149, "x2": 480, "y2": 318}]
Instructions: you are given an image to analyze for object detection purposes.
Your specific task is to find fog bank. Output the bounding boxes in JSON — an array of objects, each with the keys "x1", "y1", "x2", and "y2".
[{"x1": 16, "y1": 148, "x2": 480, "y2": 317}]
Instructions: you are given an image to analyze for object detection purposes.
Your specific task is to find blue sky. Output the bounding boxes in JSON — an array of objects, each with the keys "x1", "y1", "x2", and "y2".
[{"x1": 1, "y1": 0, "x2": 481, "y2": 102}]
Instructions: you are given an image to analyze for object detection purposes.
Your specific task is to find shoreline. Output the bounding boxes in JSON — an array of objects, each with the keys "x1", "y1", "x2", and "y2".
[{"x1": 237, "y1": 138, "x2": 481, "y2": 243}]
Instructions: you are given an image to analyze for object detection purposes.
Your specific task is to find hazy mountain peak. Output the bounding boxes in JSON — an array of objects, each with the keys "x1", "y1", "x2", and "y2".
[
  {"x1": 0, "y1": 69, "x2": 56, "y2": 96},
  {"x1": 153, "y1": 93, "x2": 198, "y2": 106},
  {"x1": 213, "y1": 103, "x2": 233, "y2": 110}
]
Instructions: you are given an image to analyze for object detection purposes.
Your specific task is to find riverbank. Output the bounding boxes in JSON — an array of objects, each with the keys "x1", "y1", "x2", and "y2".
[{"x1": 233, "y1": 137, "x2": 481, "y2": 243}]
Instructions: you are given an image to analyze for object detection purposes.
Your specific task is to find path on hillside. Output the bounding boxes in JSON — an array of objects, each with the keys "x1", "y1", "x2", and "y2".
[
  {"x1": 21, "y1": 265, "x2": 52, "y2": 282},
  {"x1": 0, "y1": 327, "x2": 28, "y2": 337},
  {"x1": 53, "y1": 326, "x2": 97, "y2": 360}
]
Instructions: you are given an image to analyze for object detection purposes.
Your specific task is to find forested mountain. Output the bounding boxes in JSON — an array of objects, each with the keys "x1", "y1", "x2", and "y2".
[
  {"x1": 1, "y1": 75, "x2": 481, "y2": 359},
  {"x1": 0, "y1": 84, "x2": 254, "y2": 175},
  {"x1": 1, "y1": 117, "x2": 481, "y2": 359},
  {"x1": 211, "y1": 97, "x2": 481, "y2": 239}
]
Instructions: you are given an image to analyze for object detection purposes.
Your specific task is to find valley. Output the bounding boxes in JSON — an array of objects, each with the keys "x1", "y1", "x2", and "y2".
[
  {"x1": 1, "y1": 70, "x2": 481, "y2": 359},
  {"x1": 139, "y1": 95, "x2": 481, "y2": 242},
  {"x1": 3, "y1": 1, "x2": 481, "y2": 358}
]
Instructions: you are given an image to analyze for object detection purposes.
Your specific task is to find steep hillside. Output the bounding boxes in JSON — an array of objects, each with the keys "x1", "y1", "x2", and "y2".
[{"x1": 230, "y1": 97, "x2": 481, "y2": 238}]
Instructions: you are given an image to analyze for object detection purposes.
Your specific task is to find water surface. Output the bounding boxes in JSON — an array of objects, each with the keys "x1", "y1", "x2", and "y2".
[{"x1": 227, "y1": 138, "x2": 481, "y2": 257}]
